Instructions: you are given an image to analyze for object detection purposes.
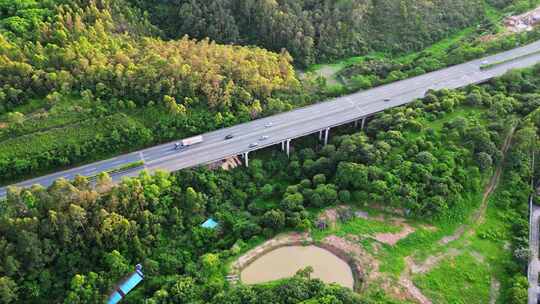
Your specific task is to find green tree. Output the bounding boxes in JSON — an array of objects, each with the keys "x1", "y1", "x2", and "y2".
[
  {"x1": 262, "y1": 209, "x2": 286, "y2": 230},
  {"x1": 0, "y1": 277, "x2": 17, "y2": 304}
]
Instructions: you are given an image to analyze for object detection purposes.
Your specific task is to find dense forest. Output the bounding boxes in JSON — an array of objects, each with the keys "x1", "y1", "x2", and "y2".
[
  {"x1": 0, "y1": 0, "x2": 297, "y2": 112},
  {"x1": 128, "y1": 0, "x2": 485, "y2": 66},
  {"x1": 0, "y1": 0, "x2": 535, "y2": 185},
  {"x1": 1, "y1": 63, "x2": 538, "y2": 303},
  {"x1": 1, "y1": 0, "x2": 540, "y2": 303}
]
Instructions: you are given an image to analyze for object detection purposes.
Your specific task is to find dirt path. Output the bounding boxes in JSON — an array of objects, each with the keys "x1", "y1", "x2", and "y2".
[
  {"x1": 489, "y1": 278, "x2": 501, "y2": 304},
  {"x1": 408, "y1": 249, "x2": 461, "y2": 275},
  {"x1": 440, "y1": 125, "x2": 516, "y2": 245},
  {"x1": 399, "y1": 125, "x2": 516, "y2": 304}
]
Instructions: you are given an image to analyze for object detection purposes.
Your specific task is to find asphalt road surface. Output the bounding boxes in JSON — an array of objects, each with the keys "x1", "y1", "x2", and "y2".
[{"x1": 3, "y1": 40, "x2": 540, "y2": 198}]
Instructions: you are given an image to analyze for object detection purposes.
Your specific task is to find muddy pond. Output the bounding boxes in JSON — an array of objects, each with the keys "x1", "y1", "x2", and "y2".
[{"x1": 240, "y1": 245, "x2": 354, "y2": 288}]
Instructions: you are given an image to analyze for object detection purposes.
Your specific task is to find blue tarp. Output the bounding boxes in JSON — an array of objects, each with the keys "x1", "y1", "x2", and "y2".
[
  {"x1": 201, "y1": 218, "x2": 218, "y2": 229},
  {"x1": 107, "y1": 264, "x2": 144, "y2": 304}
]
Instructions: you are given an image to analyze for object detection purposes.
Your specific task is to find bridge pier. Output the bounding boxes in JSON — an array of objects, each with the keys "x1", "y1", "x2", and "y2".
[
  {"x1": 281, "y1": 139, "x2": 292, "y2": 157},
  {"x1": 324, "y1": 128, "x2": 330, "y2": 145},
  {"x1": 319, "y1": 130, "x2": 323, "y2": 141},
  {"x1": 361, "y1": 117, "x2": 366, "y2": 130},
  {"x1": 243, "y1": 152, "x2": 249, "y2": 167}
]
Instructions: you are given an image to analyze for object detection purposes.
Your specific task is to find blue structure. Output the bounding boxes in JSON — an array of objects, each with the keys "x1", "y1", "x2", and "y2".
[
  {"x1": 201, "y1": 218, "x2": 218, "y2": 229},
  {"x1": 107, "y1": 264, "x2": 144, "y2": 304}
]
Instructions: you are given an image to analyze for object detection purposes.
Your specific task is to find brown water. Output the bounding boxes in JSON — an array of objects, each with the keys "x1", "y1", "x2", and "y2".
[{"x1": 240, "y1": 245, "x2": 354, "y2": 289}]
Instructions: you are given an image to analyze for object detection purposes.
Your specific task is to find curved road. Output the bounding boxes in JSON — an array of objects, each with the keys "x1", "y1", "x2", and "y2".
[{"x1": 3, "y1": 40, "x2": 540, "y2": 198}]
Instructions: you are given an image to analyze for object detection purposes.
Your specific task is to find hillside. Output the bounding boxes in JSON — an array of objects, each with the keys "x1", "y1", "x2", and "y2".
[
  {"x1": 0, "y1": 0, "x2": 298, "y2": 183},
  {"x1": 0, "y1": 0, "x2": 498, "y2": 185},
  {"x1": 0, "y1": 1, "x2": 540, "y2": 304},
  {"x1": 1, "y1": 64, "x2": 538, "y2": 304},
  {"x1": 129, "y1": 0, "x2": 486, "y2": 66}
]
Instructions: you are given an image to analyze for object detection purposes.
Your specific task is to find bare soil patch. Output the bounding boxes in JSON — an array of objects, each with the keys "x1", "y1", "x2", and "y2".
[
  {"x1": 321, "y1": 235, "x2": 377, "y2": 284},
  {"x1": 408, "y1": 248, "x2": 461, "y2": 275},
  {"x1": 319, "y1": 206, "x2": 419, "y2": 245},
  {"x1": 314, "y1": 65, "x2": 341, "y2": 86},
  {"x1": 374, "y1": 219, "x2": 416, "y2": 246},
  {"x1": 399, "y1": 275, "x2": 433, "y2": 304},
  {"x1": 318, "y1": 205, "x2": 350, "y2": 228},
  {"x1": 489, "y1": 278, "x2": 501, "y2": 304},
  {"x1": 504, "y1": 6, "x2": 540, "y2": 33}
]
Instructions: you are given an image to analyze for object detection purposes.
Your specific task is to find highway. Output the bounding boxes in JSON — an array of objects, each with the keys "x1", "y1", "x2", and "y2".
[{"x1": 2, "y1": 40, "x2": 540, "y2": 198}]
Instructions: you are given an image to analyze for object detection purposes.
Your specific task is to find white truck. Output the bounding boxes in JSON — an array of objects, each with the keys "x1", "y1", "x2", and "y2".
[{"x1": 175, "y1": 135, "x2": 203, "y2": 150}]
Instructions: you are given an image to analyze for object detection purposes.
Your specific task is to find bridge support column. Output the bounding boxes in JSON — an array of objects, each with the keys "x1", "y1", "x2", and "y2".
[
  {"x1": 244, "y1": 152, "x2": 249, "y2": 167},
  {"x1": 319, "y1": 130, "x2": 323, "y2": 141},
  {"x1": 324, "y1": 128, "x2": 330, "y2": 145},
  {"x1": 354, "y1": 120, "x2": 358, "y2": 128},
  {"x1": 361, "y1": 117, "x2": 366, "y2": 130},
  {"x1": 281, "y1": 141, "x2": 285, "y2": 151},
  {"x1": 285, "y1": 139, "x2": 291, "y2": 157}
]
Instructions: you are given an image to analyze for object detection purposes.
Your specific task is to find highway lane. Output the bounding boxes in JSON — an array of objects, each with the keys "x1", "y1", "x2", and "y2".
[{"x1": 2, "y1": 40, "x2": 540, "y2": 198}]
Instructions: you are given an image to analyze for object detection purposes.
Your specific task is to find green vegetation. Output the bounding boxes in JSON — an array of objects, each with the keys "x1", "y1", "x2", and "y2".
[
  {"x1": 1, "y1": 61, "x2": 538, "y2": 303},
  {"x1": 308, "y1": 1, "x2": 540, "y2": 93},
  {"x1": 312, "y1": 213, "x2": 402, "y2": 241},
  {"x1": 406, "y1": 111, "x2": 537, "y2": 303},
  {"x1": 0, "y1": 0, "x2": 539, "y2": 303},
  {"x1": 129, "y1": 0, "x2": 486, "y2": 67},
  {"x1": 85, "y1": 160, "x2": 145, "y2": 180},
  {"x1": 414, "y1": 253, "x2": 491, "y2": 303},
  {"x1": 0, "y1": 0, "x2": 302, "y2": 184},
  {"x1": 1, "y1": 0, "x2": 539, "y2": 185},
  {"x1": 0, "y1": 112, "x2": 152, "y2": 183}
]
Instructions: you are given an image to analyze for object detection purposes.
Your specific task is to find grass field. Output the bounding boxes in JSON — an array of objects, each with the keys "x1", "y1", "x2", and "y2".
[
  {"x1": 414, "y1": 252, "x2": 491, "y2": 304},
  {"x1": 312, "y1": 213, "x2": 402, "y2": 241}
]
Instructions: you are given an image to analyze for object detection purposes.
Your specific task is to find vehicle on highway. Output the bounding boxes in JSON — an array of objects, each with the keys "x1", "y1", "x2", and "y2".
[
  {"x1": 249, "y1": 143, "x2": 259, "y2": 148},
  {"x1": 260, "y1": 135, "x2": 269, "y2": 141},
  {"x1": 175, "y1": 135, "x2": 203, "y2": 150},
  {"x1": 384, "y1": 98, "x2": 391, "y2": 102},
  {"x1": 225, "y1": 134, "x2": 234, "y2": 140},
  {"x1": 481, "y1": 60, "x2": 488, "y2": 65},
  {"x1": 265, "y1": 122, "x2": 273, "y2": 128}
]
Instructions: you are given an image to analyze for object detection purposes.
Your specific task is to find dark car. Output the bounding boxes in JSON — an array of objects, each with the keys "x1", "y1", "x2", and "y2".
[
  {"x1": 225, "y1": 134, "x2": 234, "y2": 140},
  {"x1": 384, "y1": 98, "x2": 391, "y2": 102}
]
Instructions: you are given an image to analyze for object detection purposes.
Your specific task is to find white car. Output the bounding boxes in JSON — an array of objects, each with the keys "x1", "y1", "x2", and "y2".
[
  {"x1": 260, "y1": 135, "x2": 269, "y2": 141},
  {"x1": 264, "y1": 122, "x2": 273, "y2": 128}
]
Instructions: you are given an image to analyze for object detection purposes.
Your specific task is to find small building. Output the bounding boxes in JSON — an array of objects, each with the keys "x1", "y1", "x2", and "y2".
[
  {"x1": 107, "y1": 264, "x2": 144, "y2": 304},
  {"x1": 201, "y1": 218, "x2": 218, "y2": 229}
]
